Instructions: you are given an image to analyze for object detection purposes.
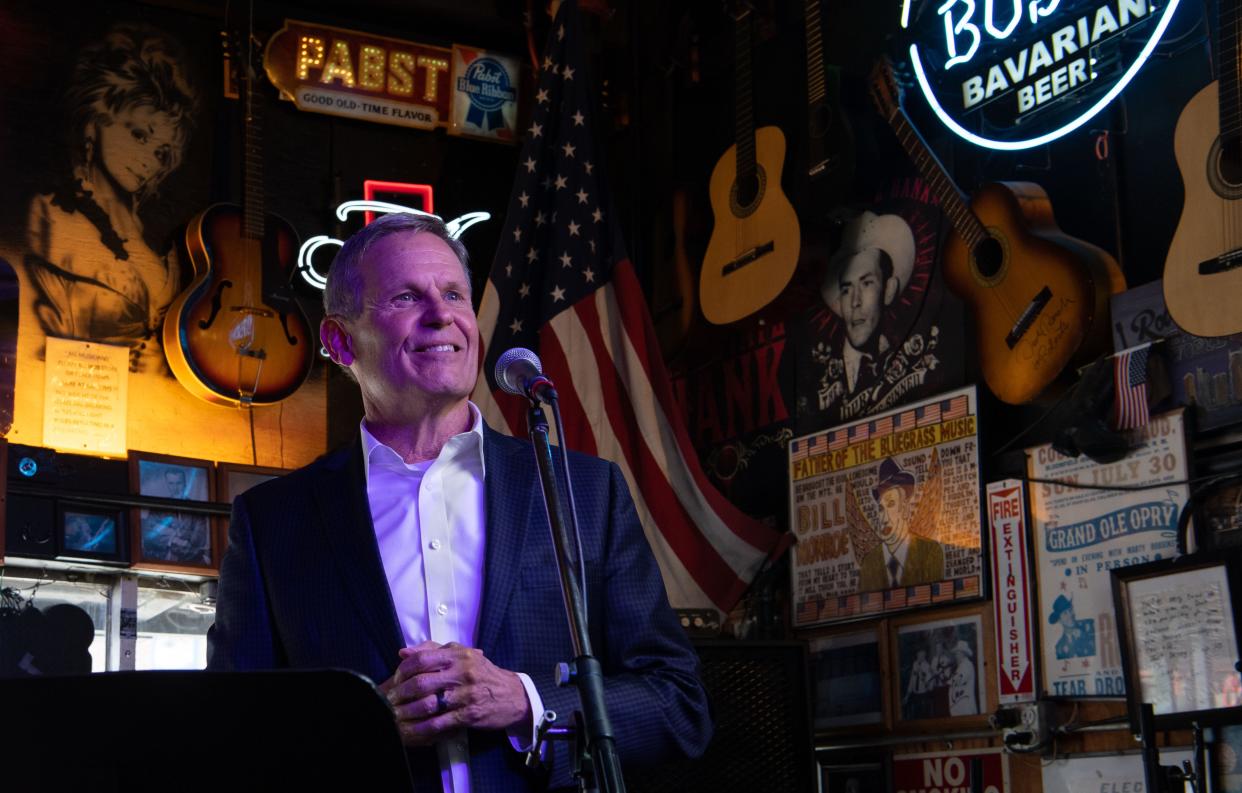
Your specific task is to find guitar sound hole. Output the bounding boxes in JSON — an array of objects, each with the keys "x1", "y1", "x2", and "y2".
[
  {"x1": 736, "y1": 173, "x2": 761, "y2": 209},
  {"x1": 1220, "y1": 135, "x2": 1242, "y2": 187},
  {"x1": 974, "y1": 236, "x2": 1004, "y2": 278}
]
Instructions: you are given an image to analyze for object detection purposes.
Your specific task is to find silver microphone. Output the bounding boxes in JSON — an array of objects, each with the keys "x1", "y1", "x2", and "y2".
[{"x1": 494, "y1": 347, "x2": 555, "y2": 401}]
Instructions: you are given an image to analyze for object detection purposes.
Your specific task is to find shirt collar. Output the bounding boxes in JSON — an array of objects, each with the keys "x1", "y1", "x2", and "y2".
[
  {"x1": 360, "y1": 401, "x2": 486, "y2": 480},
  {"x1": 842, "y1": 334, "x2": 889, "y2": 390}
]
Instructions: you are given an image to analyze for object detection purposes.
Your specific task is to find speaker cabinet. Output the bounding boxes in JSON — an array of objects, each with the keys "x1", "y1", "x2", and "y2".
[{"x1": 627, "y1": 640, "x2": 815, "y2": 793}]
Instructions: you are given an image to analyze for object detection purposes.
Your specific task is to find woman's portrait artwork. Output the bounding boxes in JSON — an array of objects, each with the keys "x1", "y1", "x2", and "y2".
[{"x1": 23, "y1": 23, "x2": 198, "y2": 373}]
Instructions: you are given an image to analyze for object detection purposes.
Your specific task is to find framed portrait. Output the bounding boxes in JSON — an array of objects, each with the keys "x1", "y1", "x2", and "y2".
[
  {"x1": 216, "y1": 462, "x2": 286, "y2": 503},
  {"x1": 214, "y1": 462, "x2": 285, "y2": 556},
  {"x1": 57, "y1": 501, "x2": 128, "y2": 565},
  {"x1": 810, "y1": 626, "x2": 889, "y2": 731},
  {"x1": 128, "y1": 452, "x2": 216, "y2": 573},
  {"x1": 1193, "y1": 443, "x2": 1242, "y2": 552},
  {"x1": 889, "y1": 605, "x2": 995, "y2": 730},
  {"x1": 1112, "y1": 552, "x2": 1242, "y2": 731},
  {"x1": 817, "y1": 760, "x2": 884, "y2": 793},
  {"x1": 789, "y1": 386, "x2": 985, "y2": 628}
]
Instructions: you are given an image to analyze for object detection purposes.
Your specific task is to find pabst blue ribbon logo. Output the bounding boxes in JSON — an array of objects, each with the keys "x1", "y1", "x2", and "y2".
[
  {"x1": 458, "y1": 57, "x2": 515, "y2": 131},
  {"x1": 900, "y1": 0, "x2": 1182, "y2": 149}
]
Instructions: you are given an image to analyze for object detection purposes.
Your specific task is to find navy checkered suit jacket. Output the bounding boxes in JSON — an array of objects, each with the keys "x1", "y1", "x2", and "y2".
[{"x1": 207, "y1": 424, "x2": 711, "y2": 791}]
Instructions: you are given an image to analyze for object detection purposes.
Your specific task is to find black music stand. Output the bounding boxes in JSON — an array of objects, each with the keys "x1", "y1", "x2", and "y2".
[{"x1": 0, "y1": 669, "x2": 414, "y2": 792}]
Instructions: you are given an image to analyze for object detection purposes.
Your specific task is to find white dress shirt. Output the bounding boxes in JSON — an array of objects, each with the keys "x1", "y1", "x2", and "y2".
[{"x1": 363, "y1": 402, "x2": 543, "y2": 793}]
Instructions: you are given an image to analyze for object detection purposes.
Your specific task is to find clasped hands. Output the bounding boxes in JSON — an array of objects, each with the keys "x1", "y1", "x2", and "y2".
[{"x1": 379, "y1": 640, "x2": 531, "y2": 747}]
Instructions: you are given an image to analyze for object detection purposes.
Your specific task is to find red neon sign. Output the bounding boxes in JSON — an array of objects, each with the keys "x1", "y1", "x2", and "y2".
[{"x1": 362, "y1": 180, "x2": 435, "y2": 224}]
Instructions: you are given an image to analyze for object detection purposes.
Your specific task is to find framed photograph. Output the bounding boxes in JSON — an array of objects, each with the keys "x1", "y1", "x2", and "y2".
[
  {"x1": 214, "y1": 462, "x2": 285, "y2": 556},
  {"x1": 128, "y1": 452, "x2": 216, "y2": 573},
  {"x1": 817, "y1": 761, "x2": 884, "y2": 793},
  {"x1": 57, "y1": 501, "x2": 128, "y2": 565},
  {"x1": 216, "y1": 462, "x2": 286, "y2": 503},
  {"x1": 810, "y1": 626, "x2": 889, "y2": 731},
  {"x1": 1193, "y1": 443, "x2": 1242, "y2": 552},
  {"x1": 1112, "y1": 552, "x2": 1242, "y2": 731},
  {"x1": 889, "y1": 605, "x2": 995, "y2": 729},
  {"x1": 790, "y1": 385, "x2": 985, "y2": 628}
]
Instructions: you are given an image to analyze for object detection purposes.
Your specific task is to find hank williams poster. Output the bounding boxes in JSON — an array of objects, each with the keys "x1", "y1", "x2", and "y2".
[
  {"x1": 794, "y1": 177, "x2": 964, "y2": 432},
  {"x1": 1028, "y1": 410, "x2": 1189, "y2": 698},
  {"x1": 790, "y1": 386, "x2": 984, "y2": 627}
]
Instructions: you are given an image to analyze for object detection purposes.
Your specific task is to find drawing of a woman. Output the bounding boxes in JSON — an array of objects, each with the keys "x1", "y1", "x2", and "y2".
[{"x1": 24, "y1": 23, "x2": 197, "y2": 372}]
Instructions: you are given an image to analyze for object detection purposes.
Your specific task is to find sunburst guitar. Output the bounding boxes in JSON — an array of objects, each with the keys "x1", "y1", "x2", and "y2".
[
  {"x1": 164, "y1": 32, "x2": 312, "y2": 406},
  {"x1": 869, "y1": 60, "x2": 1125, "y2": 404},
  {"x1": 699, "y1": 5, "x2": 801, "y2": 325},
  {"x1": 1164, "y1": 0, "x2": 1242, "y2": 337}
]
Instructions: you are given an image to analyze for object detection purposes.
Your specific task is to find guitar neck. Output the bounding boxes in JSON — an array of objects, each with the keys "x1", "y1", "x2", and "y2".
[
  {"x1": 805, "y1": 0, "x2": 825, "y2": 107},
  {"x1": 734, "y1": 10, "x2": 757, "y2": 184},
  {"x1": 242, "y1": 56, "x2": 266, "y2": 240},
  {"x1": 884, "y1": 109, "x2": 986, "y2": 246},
  {"x1": 1219, "y1": 0, "x2": 1242, "y2": 140}
]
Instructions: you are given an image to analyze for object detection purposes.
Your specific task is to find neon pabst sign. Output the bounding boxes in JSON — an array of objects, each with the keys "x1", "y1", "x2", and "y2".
[{"x1": 901, "y1": 0, "x2": 1180, "y2": 149}]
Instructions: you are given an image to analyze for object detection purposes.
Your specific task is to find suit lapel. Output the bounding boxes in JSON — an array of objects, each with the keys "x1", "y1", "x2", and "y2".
[
  {"x1": 476, "y1": 426, "x2": 536, "y2": 653},
  {"x1": 311, "y1": 439, "x2": 404, "y2": 665}
]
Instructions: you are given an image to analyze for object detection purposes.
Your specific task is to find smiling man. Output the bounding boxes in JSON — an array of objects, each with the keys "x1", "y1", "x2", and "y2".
[{"x1": 207, "y1": 213, "x2": 711, "y2": 792}]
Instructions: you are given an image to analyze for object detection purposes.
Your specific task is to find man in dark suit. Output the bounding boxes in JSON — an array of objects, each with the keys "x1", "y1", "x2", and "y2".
[
  {"x1": 857, "y1": 457, "x2": 944, "y2": 592},
  {"x1": 207, "y1": 212, "x2": 711, "y2": 791}
]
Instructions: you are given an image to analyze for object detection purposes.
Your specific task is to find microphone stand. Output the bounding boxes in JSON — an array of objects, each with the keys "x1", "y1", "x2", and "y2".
[{"x1": 525, "y1": 395, "x2": 626, "y2": 793}]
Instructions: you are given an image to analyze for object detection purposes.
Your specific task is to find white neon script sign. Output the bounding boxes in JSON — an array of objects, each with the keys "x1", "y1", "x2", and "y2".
[
  {"x1": 900, "y1": 0, "x2": 1180, "y2": 150},
  {"x1": 296, "y1": 201, "x2": 491, "y2": 289}
]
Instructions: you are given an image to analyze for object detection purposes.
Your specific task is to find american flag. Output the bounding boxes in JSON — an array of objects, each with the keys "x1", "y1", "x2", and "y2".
[
  {"x1": 894, "y1": 409, "x2": 917, "y2": 432},
  {"x1": 884, "y1": 587, "x2": 907, "y2": 609},
  {"x1": 931, "y1": 581, "x2": 955, "y2": 602},
  {"x1": 796, "y1": 598, "x2": 819, "y2": 625},
  {"x1": 907, "y1": 585, "x2": 931, "y2": 606},
  {"x1": 849, "y1": 422, "x2": 871, "y2": 444},
  {"x1": 1112, "y1": 343, "x2": 1151, "y2": 430},
  {"x1": 918, "y1": 403, "x2": 942, "y2": 427},
  {"x1": 873, "y1": 415, "x2": 894, "y2": 437},
  {"x1": 790, "y1": 439, "x2": 808, "y2": 462},
  {"x1": 943, "y1": 394, "x2": 969, "y2": 420},
  {"x1": 829, "y1": 429, "x2": 848, "y2": 451},
  {"x1": 860, "y1": 591, "x2": 884, "y2": 612},
  {"x1": 472, "y1": 1, "x2": 779, "y2": 612}
]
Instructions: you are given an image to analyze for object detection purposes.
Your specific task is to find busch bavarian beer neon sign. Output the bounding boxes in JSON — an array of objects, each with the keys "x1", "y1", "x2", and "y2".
[{"x1": 900, "y1": 0, "x2": 1181, "y2": 150}]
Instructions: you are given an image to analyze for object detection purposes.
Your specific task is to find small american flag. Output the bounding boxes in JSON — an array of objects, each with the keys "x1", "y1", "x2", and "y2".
[
  {"x1": 884, "y1": 587, "x2": 908, "y2": 609},
  {"x1": 850, "y1": 422, "x2": 871, "y2": 444},
  {"x1": 918, "y1": 403, "x2": 942, "y2": 427},
  {"x1": 895, "y1": 410, "x2": 917, "y2": 432},
  {"x1": 960, "y1": 576, "x2": 980, "y2": 596},
  {"x1": 931, "y1": 581, "x2": 955, "y2": 602},
  {"x1": 1112, "y1": 343, "x2": 1151, "y2": 430},
  {"x1": 907, "y1": 585, "x2": 931, "y2": 606},
  {"x1": 796, "y1": 598, "x2": 819, "y2": 625},
  {"x1": 861, "y1": 591, "x2": 884, "y2": 612},
  {"x1": 943, "y1": 394, "x2": 969, "y2": 420},
  {"x1": 842, "y1": 594, "x2": 860, "y2": 615},
  {"x1": 790, "y1": 439, "x2": 807, "y2": 462},
  {"x1": 829, "y1": 429, "x2": 848, "y2": 451},
  {"x1": 472, "y1": 0, "x2": 779, "y2": 612},
  {"x1": 873, "y1": 415, "x2": 894, "y2": 437}
]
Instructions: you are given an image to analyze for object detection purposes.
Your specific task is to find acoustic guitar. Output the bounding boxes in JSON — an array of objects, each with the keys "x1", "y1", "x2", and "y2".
[
  {"x1": 1163, "y1": 0, "x2": 1242, "y2": 337},
  {"x1": 164, "y1": 32, "x2": 313, "y2": 406},
  {"x1": 869, "y1": 60, "x2": 1125, "y2": 405},
  {"x1": 803, "y1": 0, "x2": 853, "y2": 206},
  {"x1": 699, "y1": 4, "x2": 801, "y2": 326}
]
